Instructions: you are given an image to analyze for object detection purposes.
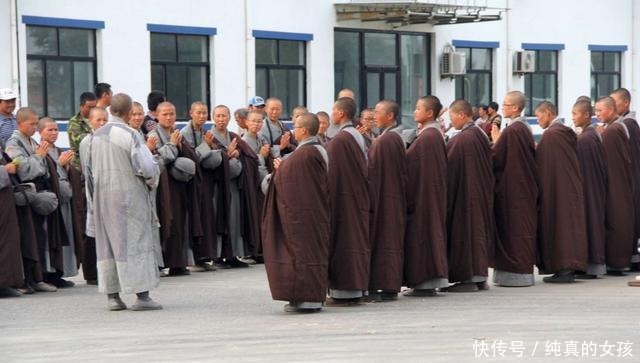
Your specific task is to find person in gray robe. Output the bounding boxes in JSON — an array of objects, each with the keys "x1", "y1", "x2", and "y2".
[
  {"x1": 180, "y1": 101, "x2": 222, "y2": 271},
  {"x1": 211, "y1": 105, "x2": 249, "y2": 267},
  {"x1": 79, "y1": 107, "x2": 109, "y2": 269},
  {"x1": 242, "y1": 110, "x2": 270, "y2": 182},
  {"x1": 38, "y1": 117, "x2": 78, "y2": 286},
  {"x1": 259, "y1": 97, "x2": 295, "y2": 158},
  {"x1": 148, "y1": 102, "x2": 197, "y2": 276},
  {"x1": 89, "y1": 93, "x2": 162, "y2": 311},
  {"x1": 5, "y1": 107, "x2": 57, "y2": 293}
]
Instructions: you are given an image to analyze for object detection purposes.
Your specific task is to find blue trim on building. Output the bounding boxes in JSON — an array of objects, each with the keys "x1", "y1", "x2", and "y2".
[
  {"x1": 521, "y1": 43, "x2": 565, "y2": 51},
  {"x1": 452, "y1": 40, "x2": 499, "y2": 49},
  {"x1": 526, "y1": 117, "x2": 538, "y2": 125},
  {"x1": 22, "y1": 15, "x2": 105, "y2": 29},
  {"x1": 147, "y1": 23, "x2": 217, "y2": 36},
  {"x1": 588, "y1": 44, "x2": 628, "y2": 52},
  {"x1": 252, "y1": 30, "x2": 313, "y2": 41}
]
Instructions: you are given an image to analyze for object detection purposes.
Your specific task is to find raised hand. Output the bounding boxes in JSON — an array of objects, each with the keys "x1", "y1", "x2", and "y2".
[
  {"x1": 204, "y1": 131, "x2": 215, "y2": 147},
  {"x1": 279, "y1": 132, "x2": 291, "y2": 149},
  {"x1": 170, "y1": 130, "x2": 182, "y2": 148},
  {"x1": 4, "y1": 163, "x2": 17, "y2": 174},
  {"x1": 35, "y1": 141, "x2": 51, "y2": 157},
  {"x1": 58, "y1": 150, "x2": 74, "y2": 167},
  {"x1": 491, "y1": 124, "x2": 501, "y2": 144},
  {"x1": 259, "y1": 144, "x2": 270, "y2": 158},
  {"x1": 273, "y1": 157, "x2": 282, "y2": 170},
  {"x1": 146, "y1": 135, "x2": 158, "y2": 153}
]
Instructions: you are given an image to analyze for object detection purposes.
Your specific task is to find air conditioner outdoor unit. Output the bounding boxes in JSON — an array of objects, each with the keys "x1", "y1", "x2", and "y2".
[
  {"x1": 513, "y1": 50, "x2": 536, "y2": 74},
  {"x1": 441, "y1": 52, "x2": 466, "y2": 77}
]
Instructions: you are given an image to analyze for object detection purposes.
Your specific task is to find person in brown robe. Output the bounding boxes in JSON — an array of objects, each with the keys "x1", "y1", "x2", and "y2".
[
  {"x1": 366, "y1": 99, "x2": 407, "y2": 301},
  {"x1": 535, "y1": 101, "x2": 588, "y2": 283},
  {"x1": 5, "y1": 108, "x2": 58, "y2": 293},
  {"x1": 179, "y1": 102, "x2": 220, "y2": 272},
  {"x1": 489, "y1": 91, "x2": 538, "y2": 287},
  {"x1": 610, "y1": 88, "x2": 640, "y2": 270},
  {"x1": 324, "y1": 97, "x2": 370, "y2": 305},
  {"x1": 445, "y1": 100, "x2": 494, "y2": 292},
  {"x1": 403, "y1": 96, "x2": 449, "y2": 296},
  {"x1": 149, "y1": 102, "x2": 202, "y2": 276},
  {"x1": 572, "y1": 100, "x2": 607, "y2": 279},
  {"x1": 261, "y1": 112, "x2": 330, "y2": 313},
  {"x1": 595, "y1": 96, "x2": 635, "y2": 274},
  {"x1": 0, "y1": 149, "x2": 24, "y2": 297}
]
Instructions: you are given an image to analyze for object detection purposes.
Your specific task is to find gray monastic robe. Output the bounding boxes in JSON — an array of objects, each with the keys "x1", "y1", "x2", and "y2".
[
  {"x1": 242, "y1": 132, "x2": 269, "y2": 182},
  {"x1": 5, "y1": 130, "x2": 48, "y2": 183},
  {"x1": 47, "y1": 147, "x2": 78, "y2": 277},
  {"x1": 90, "y1": 117, "x2": 161, "y2": 294},
  {"x1": 212, "y1": 129, "x2": 245, "y2": 257}
]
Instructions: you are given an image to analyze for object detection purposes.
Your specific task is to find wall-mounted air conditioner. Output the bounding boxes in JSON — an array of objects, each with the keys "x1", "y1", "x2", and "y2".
[
  {"x1": 441, "y1": 52, "x2": 466, "y2": 77},
  {"x1": 513, "y1": 50, "x2": 536, "y2": 74}
]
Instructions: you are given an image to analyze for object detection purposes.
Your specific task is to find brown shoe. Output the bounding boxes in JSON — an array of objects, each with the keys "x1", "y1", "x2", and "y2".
[
  {"x1": 444, "y1": 282, "x2": 479, "y2": 293},
  {"x1": 403, "y1": 288, "x2": 438, "y2": 297},
  {"x1": 325, "y1": 297, "x2": 362, "y2": 307}
]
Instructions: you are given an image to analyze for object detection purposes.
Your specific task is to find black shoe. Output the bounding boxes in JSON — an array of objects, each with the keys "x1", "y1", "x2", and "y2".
[
  {"x1": 403, "y1": 288, "x2": 438, "y2": 297},
  {"x1": 575, "y1": 273, "x2": 598, "y2": 280},
  {"x1": 630, "y1": 262, "x2": 640, "y2": 272},
  {"x1": 476, "y1": 281, "x2": 490, "y2": 291},
  {"x1": 607, "y1": 270, "x2": 628, "y2": 277},
  {"x1": 0, "y1": 287, "x2": 22, "y2": 297},
  {"x1": 168, "y1": 267, "x2": 191, "y2": 276},
  {"x1": 48, "y1": 277, "x2": 75, "y2": 288},
  {"x1": 543, "y1": 273, "x2": 575, "y2": 283},
  {"x1": 227, "y1": 257, "x2": 249, "y2": 268},
  {"x1": 444, "y1": 282, "x2": 480, "y2": 292},
  {"x1": 86, "y1": 279, "x2": 98, "y2": 285},
  {"x1": 255, "y1": 255, "x2": 265, "y2": 264}
]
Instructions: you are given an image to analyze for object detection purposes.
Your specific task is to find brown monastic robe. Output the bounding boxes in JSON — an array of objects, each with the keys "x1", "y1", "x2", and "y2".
[
  {"x1": 492, "y1": 120, "x2": 538, "y2": 275},
  {"x1": 577, "y1": 124, "x2": 607, "y2": 271},
  {"x1": 262, "y1": 141, "x2": 330, "y2": 303},
  {"x1": 601, "y1": 121, "x2": 635, "y2": 269},
  {"x1": 368, "y1": 125, "x2": 407, "y2": 293},
  {"x1": 0, "y1": 155, "x2": 24, "y2": 288},
  {"x1": 536, "y1": 122, "x2": 588, "y2": 273},
  {"x1": 403, "y1": 124, "x2": 448, "y2": 287},
  {"x1": 155, "y1": 138, "x2": 202, "y2": 268},
  {"x1": 620, "y1": 116, "x2": 640, "y2": 251},
  {"x1": 446, "y1": 123, "x2": 494, "y2": 283},
  {"x1": 326, "y1": 125, "x2": 370, "y2": 292},
  {"x1": 234, "y1": 134, "x2": 262, "y2": 257},
  {"x1": 3, "y1": 152, "x2": 41, "y2": 284}
]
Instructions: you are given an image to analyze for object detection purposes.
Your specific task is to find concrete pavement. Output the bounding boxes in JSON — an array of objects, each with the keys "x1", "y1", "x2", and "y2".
[{"x1": 1, "y1": 266, "x2": 639, "y2": 362}]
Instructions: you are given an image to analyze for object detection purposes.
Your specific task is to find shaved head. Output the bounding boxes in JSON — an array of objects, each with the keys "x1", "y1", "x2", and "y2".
[
  {"x1": 16, "y1": 107, "x2": 38, "y2": 123},
  {"x1": 506, "y1": 90, "x2": 526, "y2": 112}
]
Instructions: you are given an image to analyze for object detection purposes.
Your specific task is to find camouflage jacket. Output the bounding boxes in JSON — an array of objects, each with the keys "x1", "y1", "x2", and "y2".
[{"x1": 68, "y1": 112, "x2": 92, "y2": 170}]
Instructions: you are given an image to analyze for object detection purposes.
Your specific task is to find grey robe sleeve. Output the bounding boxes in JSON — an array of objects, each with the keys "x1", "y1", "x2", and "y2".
[
  {"x1": 5, "y1": 138, "x2": 47, "y2": 182},
  {"x1": 260, "y1": 173, "x2": 272, "y2": 195},
  {"x1": 228, "y1": 157, "x2": 242, "y2": 178},
  {"x1": 131, "y1": 133, "x2": 161, "y2": 188},
  {"x1": 0, "y1": 167, "x2": 11, "y2": 189},
  {"x1": 196, "y1": 143, "x2": 223, "y2": 170},
  {"x1": 56, "y1": 164, "x2": 73, "y2": 202},
  {"x1": 155, "y1": 143, "x2": 179, "y2": 165}
]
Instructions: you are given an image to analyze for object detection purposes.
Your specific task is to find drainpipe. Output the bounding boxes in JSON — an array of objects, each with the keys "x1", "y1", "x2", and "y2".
[{"x1": 10, "y1": 0, "x2": 21, "y2": 105}]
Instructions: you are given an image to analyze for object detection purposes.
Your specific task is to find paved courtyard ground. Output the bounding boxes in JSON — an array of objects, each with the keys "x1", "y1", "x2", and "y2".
[{"x1": 1, "y1": 265, "x2": 639, "y2": 362}]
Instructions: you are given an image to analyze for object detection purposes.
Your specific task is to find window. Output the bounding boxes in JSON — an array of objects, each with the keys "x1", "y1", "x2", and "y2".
[
  {"x1": 26, "y1": 26, "x2": 96, "y2": 119},
  {"x1": 455, "y1": 47, "x2": 492, "y2": 107},
  {"x1": 150, "y1": 32, "x2": 210, "y2": 120},
  {"x1": 334, "y1": 29, "x2": 429, "y2": 128},
  {"x1": 524, "y1": 50, "x2": 558, "y2": 116},
  {"x1": 255, "y1": 39, "x2": 306, "y2": 119},
  {"x1": 591, "y1": 51, "x2": 621, "y2": 100}
]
